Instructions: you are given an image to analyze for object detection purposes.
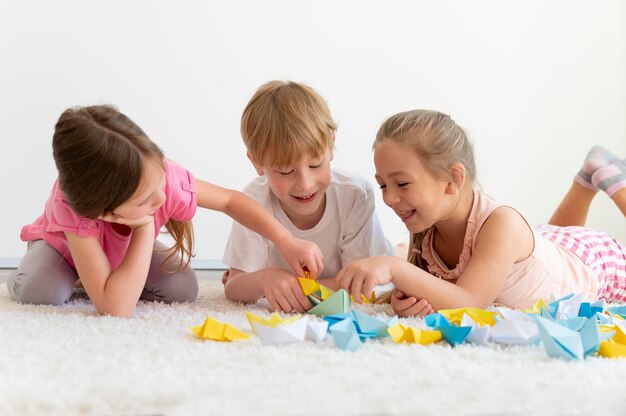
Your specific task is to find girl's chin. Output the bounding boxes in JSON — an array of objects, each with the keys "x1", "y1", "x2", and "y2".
[{"x1": 406, "y1": 224, "x2": 431, "y2": 235}]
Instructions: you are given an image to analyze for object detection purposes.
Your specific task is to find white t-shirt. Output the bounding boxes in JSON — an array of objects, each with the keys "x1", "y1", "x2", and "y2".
[{"x1": 222, "y1": 169, "x2": 392, "y2": 278}]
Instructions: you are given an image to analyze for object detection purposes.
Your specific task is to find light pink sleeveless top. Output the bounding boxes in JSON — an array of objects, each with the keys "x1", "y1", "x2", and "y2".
[{"x1": 414, "y1": 191, "x2": 599, "y2": 309}]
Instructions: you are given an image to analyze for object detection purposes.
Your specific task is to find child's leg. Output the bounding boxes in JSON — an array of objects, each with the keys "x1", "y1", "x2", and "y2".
[
  {"x1": 7, "y1": 240, "x2": 78, "y2": 305},
  {"x1": 550, "y1": 146, "x2": 623, "y2": 226},
  {"x1": 141, "y1": 240, "x2": 199, "y2": 303},
  {"x1": 592, "y1": 160, "x2": 626, "y2": 217},
  {"x1": 548, "y1": 182, "x2": 596, "y2": 226}
]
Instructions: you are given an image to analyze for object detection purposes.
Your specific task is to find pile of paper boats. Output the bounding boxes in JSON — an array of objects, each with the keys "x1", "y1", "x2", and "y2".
[{"x1": 191, "y1": 287, "x2": 626, "y2": 359}]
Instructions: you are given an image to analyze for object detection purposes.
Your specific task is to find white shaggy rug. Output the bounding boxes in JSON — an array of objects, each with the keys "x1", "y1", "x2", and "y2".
[{"x1": 2, "y1": 281, "x2": 626, "y2": 416}]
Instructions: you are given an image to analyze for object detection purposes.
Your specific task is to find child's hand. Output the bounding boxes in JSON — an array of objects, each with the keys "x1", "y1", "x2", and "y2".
[
  {"x1": 260, "y1": 269, "x2": 313, "y2": 313},
  {"x1": 335, "y1": 256, "x2": 393, "y2": 304},
  {"x1": 391, "y1": 289, "x2": 434, "y2": 317},
  {"x1": 99, "y1": 211, "x2": 155, "y2": 229},
  {"x1": 276, "y1": 236, "x2": 324, "y2": 279}
]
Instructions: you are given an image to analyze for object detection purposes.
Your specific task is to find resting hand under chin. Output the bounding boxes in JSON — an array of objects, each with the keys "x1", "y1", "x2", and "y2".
[{"x1": 98, "y1": 212, "x2": 155, "y2": 229}]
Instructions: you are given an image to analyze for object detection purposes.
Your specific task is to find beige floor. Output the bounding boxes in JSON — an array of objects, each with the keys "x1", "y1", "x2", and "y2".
[{"x1": 0, "y1": 268, "x2": 224, "y2": 284}]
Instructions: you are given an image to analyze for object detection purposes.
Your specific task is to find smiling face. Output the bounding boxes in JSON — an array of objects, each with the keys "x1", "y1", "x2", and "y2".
[
  {"x1": 112, "y1": 158, "x2": 167, "y2": 220},
  {"x1": 374, "y1": 140, "x2": 456, "y2": 234},
  {"x1": 255, "y1": 151, "x2": 333, "y2": 229}
]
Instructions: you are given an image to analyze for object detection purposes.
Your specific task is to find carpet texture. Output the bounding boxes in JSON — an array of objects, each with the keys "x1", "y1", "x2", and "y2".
[{"x1": 2, "y1": 281, "x2": 626, "y2": 416}]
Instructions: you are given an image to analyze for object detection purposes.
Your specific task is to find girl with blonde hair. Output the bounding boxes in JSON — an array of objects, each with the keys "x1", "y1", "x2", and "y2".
[{"x1": 336, "y1": 109, "x2": 626, "y2": 313}]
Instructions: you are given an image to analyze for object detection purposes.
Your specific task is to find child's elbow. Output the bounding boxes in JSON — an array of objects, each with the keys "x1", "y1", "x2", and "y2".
[
  {"x1": 464, "y1": 293, "x2": 491, "y2": 310},
  {"x1": 223, "y1": 285, "x2": 236, "y2": 301},
  {"x1": 224, "y1": 283, "x2": 247, "y2": 303}
]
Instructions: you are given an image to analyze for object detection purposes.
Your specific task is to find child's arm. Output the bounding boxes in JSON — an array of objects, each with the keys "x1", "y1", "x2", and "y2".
[
  {"x1": 224, "y1": 267, "x2": 338, "y2": 312},
  {"x1": 65, "y1": 215, "x2": 156, "y2": 317},
  {"x1": 336, "y1": 207, "x2": 533, "y2": 310},
  {"x1": 194, "y1": 179, "x2": 324, "y2": 278}
]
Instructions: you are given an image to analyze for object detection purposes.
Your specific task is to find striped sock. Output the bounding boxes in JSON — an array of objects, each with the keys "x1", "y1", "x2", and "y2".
[
  {"x1": 574, "y1": 146, "x2": 619, "y2": 191},
  {"x1": 592, "y1": 159, "x2": 626, "y2": 196}
]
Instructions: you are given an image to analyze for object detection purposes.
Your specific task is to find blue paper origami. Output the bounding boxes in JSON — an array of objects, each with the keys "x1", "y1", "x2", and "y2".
[
  {"x1": 534, "y1": 315, "x2": 602, "y2": 360},
  {"x1": 324, "y1": 310, "x2": 397, "y2": 340},
  {"x1": 547, "y1": 293, "x2": 576, "y2": 319},
  {"x1": 558, "y1": 317, "x2": 587, "y2": 331},
  {"x1": 424, "y1": 313, "x2": 471, "y2": 345},
  {"x1": 329, "y1": 317, "x2": 362, "y2": 351},
  {"x1": 579, "y1": 300, "x2": 605, "y2": 318},
  {"x1": 352, "y1": 310, "x2": 398, "y2": 338},
  {"x1": 607, "y1": 305, "x2": 626, "y2": 318},
  {"x1": 534, "y1": 316, "x2": 583, "y2": 359}
]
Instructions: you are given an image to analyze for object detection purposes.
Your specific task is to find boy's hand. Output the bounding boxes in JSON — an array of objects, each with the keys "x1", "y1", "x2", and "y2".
[
  {"x1": 276, "y1": 236, "x2": 324, "y2": 279},
  {"x1": 335, "y1": 256, "x2": 393, "y2": 304},
  {"x1": 260, "y1": 269, "x2": 313, "y2": 313},
  {"x1": 391, "y1": 289, "x2": 434, "y2": 317}
]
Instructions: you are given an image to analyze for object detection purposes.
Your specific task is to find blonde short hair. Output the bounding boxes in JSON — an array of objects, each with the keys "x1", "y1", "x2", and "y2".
[{"x1": 241, "y1": 80, "x2": 337, "y2": 167}]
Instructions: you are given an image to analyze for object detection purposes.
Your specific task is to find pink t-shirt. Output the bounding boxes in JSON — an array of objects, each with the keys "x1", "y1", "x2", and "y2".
[
  {"x1": 417, "y1": 191, "x2": 599, "y2": 309},
  {"x1": 20, "y1": 159, "x2": 197, "y2": 270}
]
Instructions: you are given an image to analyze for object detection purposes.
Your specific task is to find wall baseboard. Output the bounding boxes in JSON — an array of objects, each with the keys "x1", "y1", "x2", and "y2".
[{"x1": 0, "y1": 258, "x2": 227, "y2": 270}]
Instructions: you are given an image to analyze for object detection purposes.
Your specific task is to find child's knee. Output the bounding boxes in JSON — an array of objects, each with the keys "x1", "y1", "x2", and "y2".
[
  {"x1": 150, "y1": 267, "x2": 199, "y2": 303},
  {"x1": 172, "y1": 269, "x2": 199, "y2": 302},
  {"x1": 8, "y1": 270, "x2": 73, "y2": 306}
]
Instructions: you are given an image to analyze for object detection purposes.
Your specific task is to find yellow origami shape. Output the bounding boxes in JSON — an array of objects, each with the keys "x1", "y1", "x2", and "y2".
[
  {"x1": 350, "y1": 292, "x2": 376, "y2": 304},
  {"x1": 610, "y1": 325, "x2": 626, "y2": 344},
  {"x1": 298, "y1": 274, "x2": 374, "y2": 304},
  {"x1": 596, "y1": 325, "x2": 626, "y2": 358},
  {"x1": 599, "y1": 323, "x2": 618, "y2": 334},
  {"x1": 598, "y1": 340, "x2": 626, "y2": 358},
  {"x1": 297, "y1": 277, "x2": 321, "y2": 296},
  {"x1": 319, "y1": 285, "x2": 334, "y2": 300},
  {"x1": 523, "y1": 298, "x2": 548, "y2": 315},
  {"x1": 245, "y1": 311, "x2": 301, "y2": 334},
  {"x1": 191, "y1": 316, "x2": 249, "y2": 342},
  {"x1": 388, "y1": 323, "x2": 442, "y2": 345},
  {"x1": 438, "y1": 307, "x2": 497, "y2": 326}
]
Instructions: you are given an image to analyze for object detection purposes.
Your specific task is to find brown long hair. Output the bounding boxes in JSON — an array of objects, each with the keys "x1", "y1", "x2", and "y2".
[{"x1": 53, "y1": 104, "x2": 194, "y2": 271}]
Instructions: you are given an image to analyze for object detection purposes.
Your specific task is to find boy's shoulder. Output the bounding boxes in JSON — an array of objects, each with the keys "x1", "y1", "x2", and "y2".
[{"x1": 329, "y1": 168, "x2": 374, "y2": 194}]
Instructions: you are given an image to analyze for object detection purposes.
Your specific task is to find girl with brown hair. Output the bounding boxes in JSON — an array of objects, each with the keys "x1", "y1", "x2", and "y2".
[{"x1": 9, "y1": 105, "x2": 323, "y2": 317}]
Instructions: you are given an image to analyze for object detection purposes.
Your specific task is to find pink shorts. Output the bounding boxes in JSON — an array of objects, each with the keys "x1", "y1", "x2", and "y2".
[{"x1": 535, "y1": 224, "x2": 626, "y2": 302}]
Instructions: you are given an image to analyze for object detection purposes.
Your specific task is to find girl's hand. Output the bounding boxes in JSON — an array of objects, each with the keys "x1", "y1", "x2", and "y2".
[
  {"x1": 335, "y1": 256, "x2": 394, "y2": 304},
  {"x1": 391, "y1": 289, "x2": 434, "y2": 317},
  {"x1": 260, "y1": 269, "x2": 313, "y2": 313},
  {"x1": 99, "y1": 211, "x2": 155, "y2": 229},
  {"x1": 276, "y1": 236, "x2": 324, "y2": 279}
]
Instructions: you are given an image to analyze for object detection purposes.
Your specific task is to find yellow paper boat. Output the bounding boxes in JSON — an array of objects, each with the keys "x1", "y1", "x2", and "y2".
[
  {"x1": 523, "y1": 298, "x2": 549, "y2": 315},
  {"x1": 388, "y1": 323, "x2": 442, "y2": 345},
  {"x1": 245, "y1": 311, "x2": 301, "y2": 334},
  {"x1": 438, "y1": 307, "x2": 497, "y2": 326},
  {"x1": 191, "y1": 316, "x2": 249, "y2": 342}
]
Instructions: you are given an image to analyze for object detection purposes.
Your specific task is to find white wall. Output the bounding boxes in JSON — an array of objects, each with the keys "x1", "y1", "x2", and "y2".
[{"x1": 1, "y1": 0, "x2": 625, "y2": 267}]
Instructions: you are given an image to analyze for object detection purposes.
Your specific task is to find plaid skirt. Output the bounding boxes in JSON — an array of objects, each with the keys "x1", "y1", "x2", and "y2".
[{"x1": 536, "y1": 224, "x2": 626, "y2": 302}]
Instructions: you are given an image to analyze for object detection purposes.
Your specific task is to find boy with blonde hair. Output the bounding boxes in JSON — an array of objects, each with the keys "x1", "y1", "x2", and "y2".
[{"x1": 222, "y1": 80, "x2": 392, "y2": 313}]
